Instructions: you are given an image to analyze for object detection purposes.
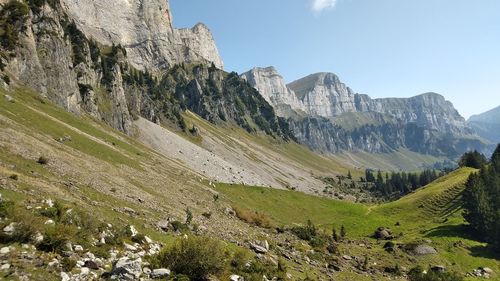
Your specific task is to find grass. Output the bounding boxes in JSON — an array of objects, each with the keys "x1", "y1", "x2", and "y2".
[
  {"x1": 216, "y1": 168, "x2": 499, "y2": 278},
  {"x1": 0, "y1": 88, "x2": 144, "y2": 169}
]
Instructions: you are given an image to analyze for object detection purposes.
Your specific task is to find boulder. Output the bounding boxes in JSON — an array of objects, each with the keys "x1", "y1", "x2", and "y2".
[
  {"x1": 84, "y1": 260, "x2": 100, "y2": 270},
  {"x1": 0, "y1": 247, "x2": 10, "y2": 255},
  {"x1": 151, "y1": 268, "x2": 171, "y2": 279},
  {"x1": 3, "y1": 223, "x2": 16, "y2": 235},
  {"x1": 111, "y1": 257, "x2": 143, "y2": 280},
  {"x1": 374, "y1": 227, "x2": 393, "y2": 240},
  {"x1": 230, "y1": 274, "x2": 243, "y2": 281},
  {"x1": 250, "y1": 242, "x2": 268, "y2": 254},
  {"x1": 411, "y1": 244, "x2": 437, "y2": 255}
]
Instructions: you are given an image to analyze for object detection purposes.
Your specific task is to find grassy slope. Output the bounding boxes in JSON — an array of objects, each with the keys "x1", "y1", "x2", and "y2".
[{"x1": 216, "y1": 168, "x2": 499, "y2": 279}]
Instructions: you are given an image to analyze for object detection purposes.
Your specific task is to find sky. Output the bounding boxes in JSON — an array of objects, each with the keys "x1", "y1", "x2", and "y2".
[{"x1": 170, "y1": 0, "x2": 500, "y2": 118}]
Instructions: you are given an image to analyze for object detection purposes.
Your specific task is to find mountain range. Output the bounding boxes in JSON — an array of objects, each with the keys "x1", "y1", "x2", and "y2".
[{"x1": 1, "y1": 0, "x2": 494, "y2": 167}]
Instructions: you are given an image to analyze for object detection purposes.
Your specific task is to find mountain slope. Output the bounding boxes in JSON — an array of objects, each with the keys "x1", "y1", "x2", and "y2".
[{"x1": 468, "y1": 106, "x2": 500, "y2": 144}]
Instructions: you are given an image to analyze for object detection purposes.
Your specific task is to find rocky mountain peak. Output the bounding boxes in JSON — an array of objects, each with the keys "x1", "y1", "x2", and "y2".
[
  {"x1": 61, "y1": 0, "x2": 223, "y2": 71},
  {"x1": 241, "y1": 67, "x2": 305, "y2": 117}
]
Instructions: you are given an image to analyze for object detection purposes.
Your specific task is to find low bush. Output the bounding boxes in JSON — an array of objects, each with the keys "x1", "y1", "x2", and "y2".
[
  {"x1": 37, "y1": 224, "x2": 76, "y2": 253},
  {"x1": 8, "y1": 174, "x2": 18, "y2": 180},
  {"x1": 131, "y1": 233, "x2": 146, "y2": 244},
  {"x1": 150, "y1": 236, "x2": 228, "y2": 280},
  {"x1": 233, "y1": 206, "x2": 273, "y2": 228},
  {"x1": 37, "y1": 156, "x2": 49, "y2": 165}
]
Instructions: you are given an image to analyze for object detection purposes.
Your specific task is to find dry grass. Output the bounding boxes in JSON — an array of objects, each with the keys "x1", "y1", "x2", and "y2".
[{"x1": 233, "y1": 205, "x2": 274, "y2": 228}]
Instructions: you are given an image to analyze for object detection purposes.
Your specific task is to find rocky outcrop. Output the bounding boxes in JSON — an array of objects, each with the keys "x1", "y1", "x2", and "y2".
[
  {"x1": 60, "y1": 0, "x2": 223, "y2": 71},
  {"x1": 241, "y1": 67, "x2": 304, "y2": 117}
]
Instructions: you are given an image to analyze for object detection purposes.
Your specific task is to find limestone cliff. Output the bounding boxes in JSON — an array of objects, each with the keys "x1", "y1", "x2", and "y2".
[
  {"x1": 244, "y1": 67, "x2": 486, "y2": 157},
  {"x1": 60, "y1": 0, "x2": 223, "y2": 71},
  {"x1": 241, "y1": 67, "x2": 305, "y2": 117}
]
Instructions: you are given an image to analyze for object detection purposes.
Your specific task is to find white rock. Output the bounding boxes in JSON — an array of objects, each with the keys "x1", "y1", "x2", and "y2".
[
  {"x1": 61, "y1": 272, "x2": 70, "y2": 281},
  {"x1": 151, "y1": 268, "x2": 171, "y2": 279},
  {"x1": 144, "y1": 236, "x2": 153, "y2": 244},
  {"x1": 230, "y1": 274, "x2": 243, "y2": 281},
  {"x1": 3, "y1": 223, "x2": 16, "y2": 234},
  {"x1": 44, "y1": 219, "x2": 55, "y2": 225},
  {"x1": 124, "y1": 243, "x2": 137, "y2": 251},
  {"x1": 128, "y1": 225, "x2": 138, "y2": 237},
  {"x1": 74, "y1": 245, "x2": 84, "y2": 252},
  {"x1": 80, "y1": 267, "x2": 90, "y2": 276},
  {"x1": 0, "y1": 247, "x2": 10, "y2": 255},
  {"x1": 0, "y1": 263, "x2": 10, "y2": 270}
]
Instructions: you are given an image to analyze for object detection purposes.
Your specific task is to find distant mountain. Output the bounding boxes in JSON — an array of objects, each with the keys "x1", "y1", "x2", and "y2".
[
  {"x1": 468, "y1": 106, "x2": 500, "y2": 144},
  {"x1": 242, "y1": 67, "x2": 488, "y2": 158}
]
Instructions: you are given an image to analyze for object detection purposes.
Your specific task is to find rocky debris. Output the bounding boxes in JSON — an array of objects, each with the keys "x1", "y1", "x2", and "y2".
[
  {"x1": 110, "y1": 257, "x2": 143, "y2": 280},
  {"x1": 3, "y1": 222, "x2": 16, "y2": 235},
  {"x1": 250, "y1": 240, "x2": 269, "y2": 254},
  {"x1": 4, "y1": 95, "x2": 14, "y2": 103},
  {"x1": 157, "y1": 219, "x2": 171, "y2": 231},
  {"x1": 230, "y1": 274, "x2": 244, "y2": 281},
  {"x1": 468, "y1": 267, "x2": 494, "y2": 278},
  {"x1": 431, "y1": 265, "x2": 446, "y2": 273},
  {"x1": 128, "y1": 225, "x2": 138, "y2": 237},
  {"x1": 150, "y1": 268, "x2": 171, "y2": 279},
  {"x1": 374, "y1": 227, "x2": 393, "y2": 240},
  {"x1": 342, "y1": 255, "x2": 352, "y2": 261}
]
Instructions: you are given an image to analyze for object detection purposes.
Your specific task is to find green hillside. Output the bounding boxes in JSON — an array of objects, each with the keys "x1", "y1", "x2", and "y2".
[{"x1": 216, "y1": 168, "x2": 499, "y2": 280}]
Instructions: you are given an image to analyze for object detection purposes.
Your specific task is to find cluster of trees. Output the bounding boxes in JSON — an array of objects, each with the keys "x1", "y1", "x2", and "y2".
[
  {"x1": 0, "y1": 0, "x2": 29, "y2": 51},
  {"x1": 458, "y1": 150, "x2": 487, "y2": 169},
  {"x1": 462, "y1": 144, "x2": 500, "y2": 251},
  {"x1": 364, "y1": 169, "x2": 444, "y2": 197}
]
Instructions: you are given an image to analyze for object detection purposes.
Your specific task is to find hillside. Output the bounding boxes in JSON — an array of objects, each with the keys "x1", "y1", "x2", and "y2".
[{"x1": 1, "y1": 88, "x2": 498, "y2": 280}]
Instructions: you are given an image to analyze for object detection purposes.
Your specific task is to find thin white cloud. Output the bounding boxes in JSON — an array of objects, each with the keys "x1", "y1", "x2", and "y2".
[{"x1": 311, "y1": 0, "x2": 337, "y2": 13}]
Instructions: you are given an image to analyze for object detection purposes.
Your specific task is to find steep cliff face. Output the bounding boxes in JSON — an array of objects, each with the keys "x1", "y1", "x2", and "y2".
[
  {"x1": 60, "y1": 0, "x2": 223, "y2": 71},
  {"x1": 288, "y1": 73, "x2": 470, "y2": 135},
  {"x1": 0, "y1": 0, "x2": 225, "y2": 135},
  {"x1": 241, "y1": 67, "x2": 305, "y2": 117}
]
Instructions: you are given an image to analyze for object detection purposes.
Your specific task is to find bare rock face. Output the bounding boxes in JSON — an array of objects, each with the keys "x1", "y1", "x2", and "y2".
[
  {"x1": 60, "y1": 0, "x2": 223, "y2": 71},
  {"x1": 177, "y1": 23, "x2": 224, "y2": 69},
  {"x1": 241, "y1": 67, "x2": 305, "y2": 117},
  {"x1": 5, "y1": 3, "x2": 81, "y2": 114}
]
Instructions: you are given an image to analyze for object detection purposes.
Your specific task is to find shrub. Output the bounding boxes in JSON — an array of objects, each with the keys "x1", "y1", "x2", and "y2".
[
  {"x1": 37, "y1": 156, "x2": 49, "y2": 165},
  {"x1": 0, "y1": 200, "x2": 13, "y2": 218},
  {"x1": 61, "y1": 257, "x2": 77, "y2": 272},
  {"x1": 291, "y1": 220, "x2": 317, "y2": 241},
  {"x1": 201, "y1": 212, "x2": 212, "y2": 219},
  {"x1": 185, "y1": 208, "x2": 193, "y2": 225},
  {"x1": 8, "y1": 174, "x2": 17, "y2": 180},
  {"x1": 0, "y1": 220, "x2": 37, "y2": 244},
  {"x1": 131, "y1": 233, "x2": 146, "y2": 244},
  {"x1": 170, "y1": 220, "x2": 189, "y2": 233},
  {"x1": 233, "y1": 206, "x2": 273, "y2": 228},
  {"x1": 37, "y1": 225, "x2": 75, "y2": 253},
  {"x1": 150, "y1": 236, "x2": 227, "y2": 280}
]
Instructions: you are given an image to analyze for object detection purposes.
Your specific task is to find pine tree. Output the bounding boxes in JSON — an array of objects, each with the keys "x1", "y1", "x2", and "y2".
[
  {"x1": 332, "y1": 227, "x2": 339, "y2": 242},
  {"x1": 340, "y1": 225, "x2": 346, "y2": 239}
]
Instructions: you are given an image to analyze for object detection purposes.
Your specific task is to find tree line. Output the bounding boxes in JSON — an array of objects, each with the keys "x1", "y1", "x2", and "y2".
[
  {"x1": 363, "y1": 169, "x2": 445, "y2": 197},
  {"x1": 462, "y1": 144, "x2": 500, "y2": 251}
]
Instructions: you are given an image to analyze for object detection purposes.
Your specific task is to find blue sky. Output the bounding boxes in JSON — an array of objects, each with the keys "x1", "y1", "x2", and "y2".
[{"x1": 170, "y1": 0, "x2": 500, "y2": 118}]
